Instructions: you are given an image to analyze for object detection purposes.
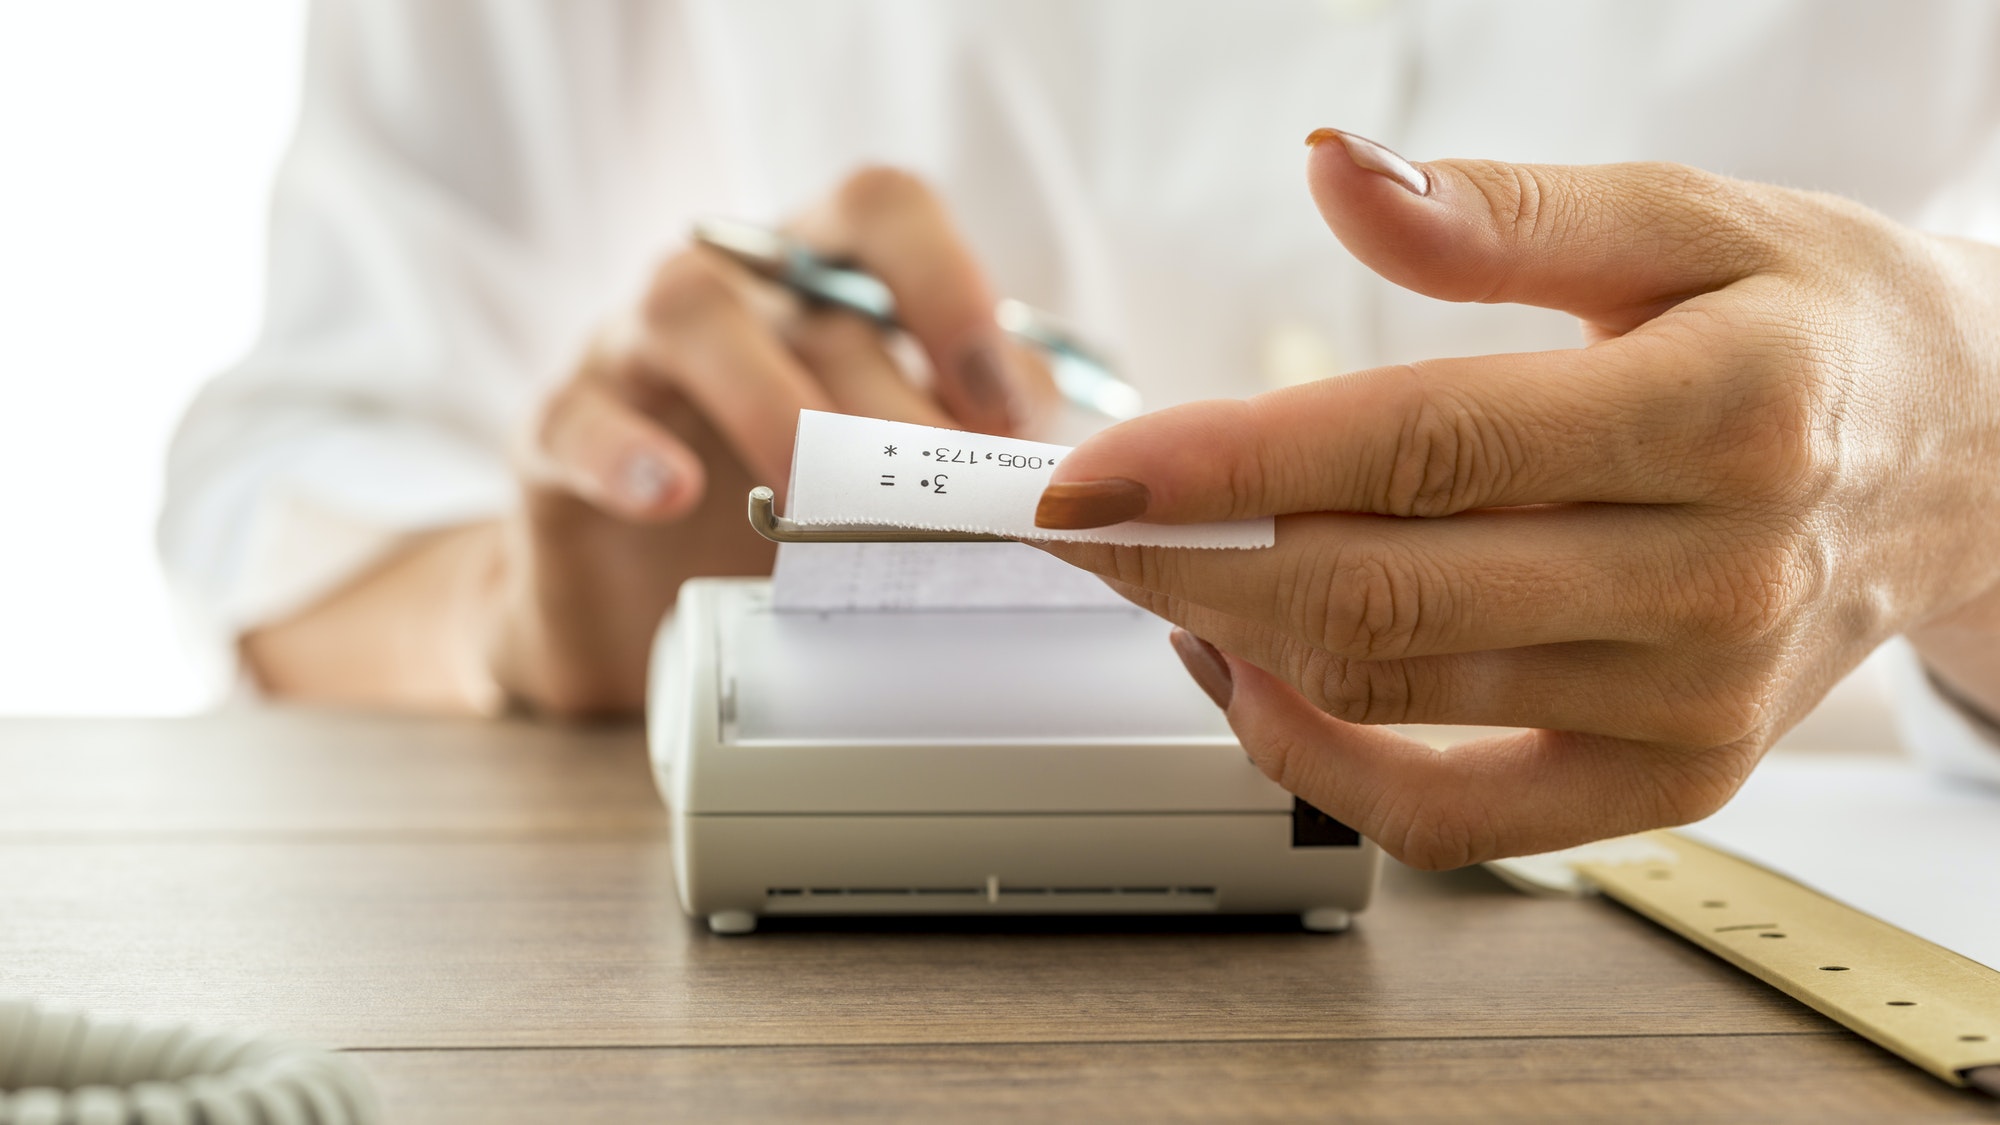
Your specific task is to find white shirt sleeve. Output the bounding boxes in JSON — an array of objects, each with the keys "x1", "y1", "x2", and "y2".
[
  {"x1": 157, "y1": 0, "x2": 670, "y2": 690},
  {"x1": 1881, "y1": 637, "x2": 2000, "y2": 789}
]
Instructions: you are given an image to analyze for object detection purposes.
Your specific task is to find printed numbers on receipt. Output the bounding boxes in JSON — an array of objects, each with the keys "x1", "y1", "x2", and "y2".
[{"x1": 783, "y1": 410, "x2": 1273, "y2": 548}]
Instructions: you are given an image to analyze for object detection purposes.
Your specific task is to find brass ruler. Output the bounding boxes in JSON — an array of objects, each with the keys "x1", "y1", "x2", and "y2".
[{"x1": 1574, "y1": 830, "x2": 2000, "y2": 1092}]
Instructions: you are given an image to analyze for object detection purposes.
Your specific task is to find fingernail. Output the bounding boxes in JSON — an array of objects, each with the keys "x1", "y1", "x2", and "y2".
[
  {"x1": 1034, "y1": 478, "x2": 1150, "y2": 529},
  {"x1": 957, "y1": 339, "x2": 1027, "y2": 429},
  {"x1": 621, "y1": 452, "x2": 673, "y2": 507},
  {"x1": 1305, "y1": 127, "x2": 1429, "y2": 196},
  {"x1": 1171, "y1": 629, "x2": 1235, "y2": 710}
]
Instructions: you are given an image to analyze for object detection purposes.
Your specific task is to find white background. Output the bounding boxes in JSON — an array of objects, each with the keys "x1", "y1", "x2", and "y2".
[{"x1": 0, "y1": 1, "x2": 305, "y2": 714}]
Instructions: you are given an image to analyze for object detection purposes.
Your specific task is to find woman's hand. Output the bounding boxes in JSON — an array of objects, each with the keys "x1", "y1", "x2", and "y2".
[
  {"x1": 244, "y1": 167, "x2": 1054, "y2": 717},
  {"x1": 489, "y1": 167, "x2": 1059, "y2": 715},
  {"x1": 1037, "y1": 129, "x2": 2000, "y2": 868}
]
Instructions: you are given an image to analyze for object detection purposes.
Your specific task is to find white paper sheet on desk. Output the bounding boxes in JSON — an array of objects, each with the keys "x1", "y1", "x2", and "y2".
[
  {"x1": 784, "y1": 410, "x2": 1274, "y2": 548},
  {"x1": 1684, "y1": 756, "x2": 2000, "y2": 971}
]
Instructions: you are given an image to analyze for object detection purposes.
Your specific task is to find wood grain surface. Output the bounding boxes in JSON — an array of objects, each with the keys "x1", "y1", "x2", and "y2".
[
  {"x1": 0, "y1": 711, "x2": 1978, "y2": 1121},
  {"x1": 356, "y1": 1038, "x2": 1999, "y2": 1125}
]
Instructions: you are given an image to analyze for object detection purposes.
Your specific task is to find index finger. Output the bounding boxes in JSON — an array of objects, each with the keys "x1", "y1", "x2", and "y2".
[
  {"x1": 1038, "y1": 313, "x2": 1754, "y2": 527},
  {"x1": 795, "y1": 167, "x2": 1029, "y2": 434},
  {"x1": 633, "y1": 248, "x2": 835, "y2": 491}
]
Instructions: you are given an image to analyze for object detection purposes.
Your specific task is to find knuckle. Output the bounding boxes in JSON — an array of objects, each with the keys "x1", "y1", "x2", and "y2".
[
  {"x1": 1380, "y1": 365, "x2": 1524, "y2": 516},
  {"x1": 1305, "y1": 651, "x2": 1419, "y2": 726},
  {"x1": 1310, "y1": 543, "x2": 1440, "y2": 661},
  {"x1": 1649, "y1": 743, "x2": 1759, "y2": 826},
  {"x1": 835, "y1": 164, "x2": 938, "y2": 224},
  {"x1": 1228, "y1": 396, "x2": 1309, "y2": 516},
  {"x1": 1382, "y1": 811, "x2": 1492, "y2": 871},
  {"x1": 1638, "y1": 163, "x2": 1790, "y2": 274},
  {"x1": 789, "y1": 310, "x2": 880, "y2": 364},
  {"x1": 1458, "y1": 162, "x2": 1557, "y2": 296},
  {"x1": 1710, "y1": 369, "x2": 1826, "y2": 502},
  {"x1": 1467, "y1": 160, "x2": 1791, "y2": 295},
  {"x1": 1683, "y1": 528, "x2": 1808, "y2": 647},
  {"x1": 1651, "y1": 653, "x2": 1785, "y2": 749},
  {"x1": 645, "y1": 251, "x2": 739, "y2": 326},
  {"x1": 1225, "y1": 439, "x2": 1279, "y2": 523},
  {"x1": 1677, "y1": 684, "x2": 1770, "y2": 749},
  {"x1": 1490, "y1": 162, "x2": 1555, "y2": 251}
]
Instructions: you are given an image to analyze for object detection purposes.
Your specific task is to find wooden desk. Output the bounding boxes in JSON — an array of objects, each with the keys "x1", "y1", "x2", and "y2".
[{"x1": 1, "y1": 712, "x2": 1991, "y2": 1122}]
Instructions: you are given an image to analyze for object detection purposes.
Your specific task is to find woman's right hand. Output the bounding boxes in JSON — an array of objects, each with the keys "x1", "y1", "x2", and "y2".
[
  {"x1": 243, "y1": 166, "x2": 1054, "y2": 717},
  {"x1": 481, "y1": 167, "x2": 1056, "y2": 716}
]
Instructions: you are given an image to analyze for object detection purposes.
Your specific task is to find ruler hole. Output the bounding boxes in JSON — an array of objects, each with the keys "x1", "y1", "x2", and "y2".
[
  {"x1": 1646, "y1": 869, "x2": 1672, "y2": 880},
  {"x1": 1758, "y1": 932, "x2": 1787, "y2": 939},
  {"x1": 1701, "y1": 900, "x2": 1726, "y2": 908},
  {"x1": 1819, "y1": 965, "x2": 1850, "y2": 972},
  {"x1": 1886, "y1": 1001, "x2": 1916, "y2": 1007},
  {"x1": 1962, "y1": 1035, "x2": 1988, "y2": 1042}
]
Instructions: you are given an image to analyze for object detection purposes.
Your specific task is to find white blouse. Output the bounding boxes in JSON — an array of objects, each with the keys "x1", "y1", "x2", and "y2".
[{"x1": 159, "y1": 0, "x2": 2000, "y2": 776}]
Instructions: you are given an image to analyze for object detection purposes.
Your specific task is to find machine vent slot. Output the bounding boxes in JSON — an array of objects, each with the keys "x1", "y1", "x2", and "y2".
[
  {"x1": 766, "y1": 885, "x2": 1216, "y2": 899},
  {"x1": 999, "y1": 886, "x2": 1214, "y2": 898}
]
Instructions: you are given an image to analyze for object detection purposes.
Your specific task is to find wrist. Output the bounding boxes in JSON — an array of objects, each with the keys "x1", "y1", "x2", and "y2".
[
  {"x1": 444, "y1": 522, "x2": 515, "y2": 717},
  {"x1": 240, "y1": 522, "x2": 511, "y2": 715}
]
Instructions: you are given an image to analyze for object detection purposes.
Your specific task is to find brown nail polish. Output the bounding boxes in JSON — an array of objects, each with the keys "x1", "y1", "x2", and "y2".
[
  {"x1": 1034, "y1": 478, "x2": 1150, "y2": 529},
  {"x1": 957, "y1": 339, "x2": 1023, "y2": 428},
  {"x1": 1305, "y1": 127, "x2": 1429, "y2": 196},
  {"x1": 1171, "y1": 629, "x2": 1234, "y2": 710}
]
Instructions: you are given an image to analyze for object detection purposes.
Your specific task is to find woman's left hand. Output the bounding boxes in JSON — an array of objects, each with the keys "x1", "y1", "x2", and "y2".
[{"x1": 1036, "y1": 129, "x2": 2000, "y2": 869}]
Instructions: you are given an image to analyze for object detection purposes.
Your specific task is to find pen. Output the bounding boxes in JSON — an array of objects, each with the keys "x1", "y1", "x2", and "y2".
[{"x1": 692, "y1": 217, "x2": 1143, "y2": 420}]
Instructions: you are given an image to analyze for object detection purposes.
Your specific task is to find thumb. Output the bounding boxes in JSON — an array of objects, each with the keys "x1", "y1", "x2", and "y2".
[{"x1": 1305, "y1": 128, "x2": 1787, "y2": 334}]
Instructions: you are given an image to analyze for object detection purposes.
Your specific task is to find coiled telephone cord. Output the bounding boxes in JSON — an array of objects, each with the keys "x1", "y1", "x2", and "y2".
[{"x1": 0, "y1": 999, "x2": 377, "y2": 1124}]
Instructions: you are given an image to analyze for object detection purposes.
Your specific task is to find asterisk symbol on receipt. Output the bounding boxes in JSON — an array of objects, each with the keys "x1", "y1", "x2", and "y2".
[{"x1": 884, "y1": 445, "x2": 898, "y2": 457}]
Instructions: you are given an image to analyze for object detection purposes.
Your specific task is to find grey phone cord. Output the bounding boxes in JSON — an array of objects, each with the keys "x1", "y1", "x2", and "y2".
[{"x1": 0, "y1": 999, "x2": 378, "y2": 1124}]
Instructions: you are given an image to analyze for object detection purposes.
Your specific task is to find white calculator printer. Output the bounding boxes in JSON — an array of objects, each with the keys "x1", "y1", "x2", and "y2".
[
  {"x1": 646, "y1": 487, "x2": 1383, "y2": 935},
  {"x1": 642, "y1": 235, "x2": 1380, "y2": 935}
]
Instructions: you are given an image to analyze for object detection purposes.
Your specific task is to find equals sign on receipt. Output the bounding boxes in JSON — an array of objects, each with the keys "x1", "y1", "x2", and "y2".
[{"x1": 879, "y1": 474, "x2": 895, "y2": 486}]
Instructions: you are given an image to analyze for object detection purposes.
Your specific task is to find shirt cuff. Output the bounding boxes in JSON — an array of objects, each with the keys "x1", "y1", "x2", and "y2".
[{"x1": 1882, "y1": 635, "x2": 2000, "y2": 789}]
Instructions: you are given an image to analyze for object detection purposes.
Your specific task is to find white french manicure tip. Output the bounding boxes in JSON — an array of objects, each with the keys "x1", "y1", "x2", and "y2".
[{"x1": 621, "y1": 454, "x2": 673, "y2": 506}]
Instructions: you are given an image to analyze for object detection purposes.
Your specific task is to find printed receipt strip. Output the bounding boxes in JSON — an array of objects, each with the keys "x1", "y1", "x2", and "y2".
[{"x1": 783, "y1": 410, "x2": 1274, "y2": 549}]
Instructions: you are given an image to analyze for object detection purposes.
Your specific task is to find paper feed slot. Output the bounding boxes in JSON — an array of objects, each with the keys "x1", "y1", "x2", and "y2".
[{"x1": 723, "y1": 603, "x2": 1229, "y2": 744}]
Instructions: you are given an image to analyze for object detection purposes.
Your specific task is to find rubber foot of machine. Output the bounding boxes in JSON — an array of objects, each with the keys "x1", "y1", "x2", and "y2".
[
  {"x1": 1300, "y1": 907, "x2": 1352, "y2": 933},
  {"x1": 708, "y1": 904, "x2": 760, "y2": 932},
  {"x1": 707, "y1": 911, "x2": 759, "y2": 935}
]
